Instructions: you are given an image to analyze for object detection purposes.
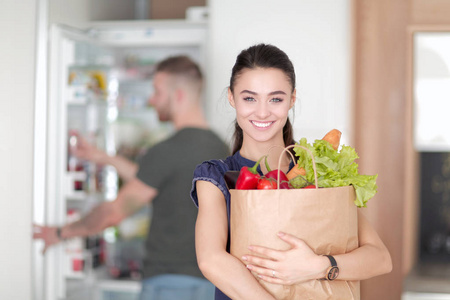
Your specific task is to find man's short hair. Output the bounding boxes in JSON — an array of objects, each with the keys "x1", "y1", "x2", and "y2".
[{"x1": 155, "y1": 56, "x2": 203, "y2": 82}]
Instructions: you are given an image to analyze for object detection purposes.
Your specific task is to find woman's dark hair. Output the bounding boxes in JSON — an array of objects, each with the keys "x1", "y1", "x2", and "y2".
[{"x1": 229, "y1": 44, "x2": 296, "y2": 155}]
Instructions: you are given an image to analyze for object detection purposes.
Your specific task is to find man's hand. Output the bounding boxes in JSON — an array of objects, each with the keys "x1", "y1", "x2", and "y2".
[
  {"x1": 72, "y1": 132, "x2": 138, "y2": 181},
  {"x1": 72, "y1": 133, "x2": 107, "y2": 165},
  {"x1": 33, "y1": 224, "x2": 62, "y2": 254}
]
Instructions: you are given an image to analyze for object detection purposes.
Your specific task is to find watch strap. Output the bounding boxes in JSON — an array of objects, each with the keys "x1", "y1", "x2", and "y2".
[
  {"x1": 56, "y1": 227, "x2": 65, "y2": 240},
  {"x1": 325, "y1": 255, "x2": 337, "y2": 267}
]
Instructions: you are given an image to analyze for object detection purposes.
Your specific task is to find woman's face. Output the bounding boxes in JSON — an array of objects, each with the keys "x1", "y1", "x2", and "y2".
[{"x1": 229, "y1": 67, "x2": 296, "y2": 146}]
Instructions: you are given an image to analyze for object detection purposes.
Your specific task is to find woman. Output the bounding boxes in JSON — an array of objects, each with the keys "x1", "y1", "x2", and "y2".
[{"x1": 190, "y1": 44, "x2": 392, "y2": 300}]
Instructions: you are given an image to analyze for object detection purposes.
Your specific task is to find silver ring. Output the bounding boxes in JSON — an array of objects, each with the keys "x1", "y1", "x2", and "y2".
[{"x1": 272, "y1": 270, "x2": 276, "y2": 278}]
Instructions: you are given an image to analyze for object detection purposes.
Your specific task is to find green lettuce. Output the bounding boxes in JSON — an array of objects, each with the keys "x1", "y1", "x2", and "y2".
[{"x1": 293, "y1": 138, "x2": 378, "y2": 207}]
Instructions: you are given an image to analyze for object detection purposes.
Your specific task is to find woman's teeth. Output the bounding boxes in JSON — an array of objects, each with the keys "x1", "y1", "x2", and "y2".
[{"x1": 252, "y1": 121, "x2": 273, "y2": 128}]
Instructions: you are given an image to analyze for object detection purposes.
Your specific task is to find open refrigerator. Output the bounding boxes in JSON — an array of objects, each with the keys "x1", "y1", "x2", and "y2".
[{"x1": 35, "y1": 20, "x2": 207, "y2": 300}]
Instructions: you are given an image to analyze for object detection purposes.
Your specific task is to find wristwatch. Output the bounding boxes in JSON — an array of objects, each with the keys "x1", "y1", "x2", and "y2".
[
  {"x1": 56, "y1": 227, "x2": 65, "y2": 240},
  {"x1": 322, "y1": 255, "x2": 339, "y2": 281}
]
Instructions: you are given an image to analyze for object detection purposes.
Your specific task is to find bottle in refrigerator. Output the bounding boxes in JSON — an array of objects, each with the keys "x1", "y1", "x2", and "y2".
[
  {"x1": 67, "y1": 130, "x2": 85, "y2": 192},
  {"x1": 65, "y1": 209, "x2": 85, "y2": 277}
]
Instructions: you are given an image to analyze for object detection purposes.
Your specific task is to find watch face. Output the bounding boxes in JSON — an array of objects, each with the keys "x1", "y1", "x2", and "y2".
[{"x1": 327, "y1": 266, "x2": 339, "y2": 280}]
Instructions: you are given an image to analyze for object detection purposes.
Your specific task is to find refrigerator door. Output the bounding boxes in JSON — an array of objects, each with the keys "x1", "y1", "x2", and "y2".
[
  {"x1": 37, "y1": 21, "x2": 207, "y2": 300},
  {"x1": 36, "y1": 23, "x2": 113, "y2": 300}
]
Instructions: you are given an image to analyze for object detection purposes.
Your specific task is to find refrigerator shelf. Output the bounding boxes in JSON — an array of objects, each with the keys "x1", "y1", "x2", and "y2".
[
  {"x1": 66, "y1": 96, "x2": 108, "y2": 106},
  {"x1": 66, "y1": 191, "x2": 87, "y2": 201},
  {"x1": 67, "y1": 98, "x2": 89, "y2": 105},
  {"x1": 66, "y1": 191, "x2": 105, "y2": 201}
]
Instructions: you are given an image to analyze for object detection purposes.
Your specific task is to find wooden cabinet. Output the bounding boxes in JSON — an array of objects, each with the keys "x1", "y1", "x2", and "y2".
[{"x1": 353, "y1": 0, "x2": 450, "y2": 299}]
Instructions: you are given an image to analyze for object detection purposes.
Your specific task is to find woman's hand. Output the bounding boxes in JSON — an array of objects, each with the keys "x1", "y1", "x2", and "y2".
[{"x1": 242, "y1": 232, "x2": 328, "y2": 285}]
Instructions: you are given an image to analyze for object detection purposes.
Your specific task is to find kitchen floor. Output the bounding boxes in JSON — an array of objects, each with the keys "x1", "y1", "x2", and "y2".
[{"x1": 402, "y1": 263, "x2": 450, "y2": 300}]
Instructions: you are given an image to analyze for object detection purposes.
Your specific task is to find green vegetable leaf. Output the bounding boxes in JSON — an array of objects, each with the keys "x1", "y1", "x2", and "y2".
[
  {"x1": 289, "y1": 175, "x2": 311, "y2": 189},
  {"x1": 292, "y1": 138, "x2": 378, "y2": 207}
]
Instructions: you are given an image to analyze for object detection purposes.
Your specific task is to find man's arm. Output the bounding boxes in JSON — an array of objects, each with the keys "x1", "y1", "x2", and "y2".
[
  {"x1": 98, "y1": 154, "x2": 139, "y2": 182},
  {"x1": 34, "y1": 178, "x2": 156, "y2": 253}
]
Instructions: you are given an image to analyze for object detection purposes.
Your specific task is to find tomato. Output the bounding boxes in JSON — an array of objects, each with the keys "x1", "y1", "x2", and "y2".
[
  {"x1": 303, "y1": 185, "x2": 316, "y2": 189},
  {"x1": 257, "y1": 177, "x2": 277, "y2": 190}
]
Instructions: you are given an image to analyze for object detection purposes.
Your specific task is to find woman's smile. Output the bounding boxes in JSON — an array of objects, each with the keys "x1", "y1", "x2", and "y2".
[{"x1": 251, "y1": 120, "x2": 275, "y2": 129}]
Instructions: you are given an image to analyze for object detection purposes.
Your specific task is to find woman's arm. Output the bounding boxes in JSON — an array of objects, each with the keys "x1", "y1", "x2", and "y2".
[
  {"x1": 243, "y1": 209, "x2": 392, "y2": 284},
  {"x1": 330, "y1": 209, "x2": 392, "y2": 280},
  {"x1": 195, "y1": 181, "x2": 275, "y2": 300}
]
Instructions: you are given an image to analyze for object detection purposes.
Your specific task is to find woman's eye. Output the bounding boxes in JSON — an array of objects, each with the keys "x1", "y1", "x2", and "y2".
[
  {"x1": 243, "y1": 97, "x2": 255, "y2": 102},
  {"x1": 271, "y1": 97, "x2": 283, "y2": 103}
]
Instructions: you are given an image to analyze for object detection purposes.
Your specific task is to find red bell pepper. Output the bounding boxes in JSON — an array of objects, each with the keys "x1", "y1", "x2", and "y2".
[
  {"x1": 264, "y1": 156, "x2": 291, "y2": 189},
  {"x1": 235, "y1": 156, "x2": 265, "y2": 189},
  {"x1": 279, "y1": 180, "x2": 293, "y2": 189}
]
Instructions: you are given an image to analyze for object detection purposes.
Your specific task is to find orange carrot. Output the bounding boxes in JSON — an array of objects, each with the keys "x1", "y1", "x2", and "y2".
[
  {"x1": 321, "y1": 129, "x2": 341, "y2": 150},
  {"x1": 286, "y1": 164, "x2": 306, "y2": 180},
  {"x1": 287, "y1": 129, "x2": 342, "y2": 180}
]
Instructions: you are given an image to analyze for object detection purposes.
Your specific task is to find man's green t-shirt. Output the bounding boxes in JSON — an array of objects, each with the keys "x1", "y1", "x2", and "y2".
[{"x1": 136, "y1": 127, "x2": 229, "y2": 279}]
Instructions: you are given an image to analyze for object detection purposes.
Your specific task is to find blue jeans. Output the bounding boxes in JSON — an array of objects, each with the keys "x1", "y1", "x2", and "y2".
[{"x1": 139, "y1": 274, "x2": 215, "y2": 300}]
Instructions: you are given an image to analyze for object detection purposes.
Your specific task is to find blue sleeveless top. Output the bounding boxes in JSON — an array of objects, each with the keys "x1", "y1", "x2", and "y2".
[{"x1": 190, "y1": 151, "x2": 293, "y2": 300}]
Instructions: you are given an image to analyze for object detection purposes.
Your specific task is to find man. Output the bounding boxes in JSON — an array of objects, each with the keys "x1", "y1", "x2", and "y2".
[{"x1": 34, "y1": 56, "x2": 229, "y2": 300}]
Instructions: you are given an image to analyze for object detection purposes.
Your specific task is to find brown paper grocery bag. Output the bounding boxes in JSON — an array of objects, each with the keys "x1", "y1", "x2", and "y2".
[{"x1": 230, "y1": 186, "x2": 360, "y2": 300}]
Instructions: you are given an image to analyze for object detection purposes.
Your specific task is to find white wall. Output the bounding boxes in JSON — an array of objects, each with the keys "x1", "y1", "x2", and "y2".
[
  {"x1": 0, "y1": 1, "x2": 36, "y2": 299},
  {"x1": 49, "y1": 0, "x2": 145, "y2": 25},
  {"x1": 49, "y1": 0, "x2": 91, "y2": 26},
  {"x1": 206, "y1": 0, "x2": 351, "y2": 146}
]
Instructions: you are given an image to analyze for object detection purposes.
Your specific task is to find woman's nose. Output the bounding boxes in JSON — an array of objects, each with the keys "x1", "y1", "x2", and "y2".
[{"x1": 255, "y1": 102, "x2": 270, "y2": 119}]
